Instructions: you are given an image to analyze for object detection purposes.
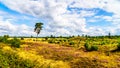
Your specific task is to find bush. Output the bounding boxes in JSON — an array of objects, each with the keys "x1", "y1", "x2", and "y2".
[
  {"x1": 33, "y1": 39, "x2": 36, "y2": 41},
  {"x1": 21, "y1": 37, "x2": 24, "y2": 40},
  {"x1": 55, "y1": 41, "x2": 60, "y2": 44},
  {"x1": 63, "y1": 39, "x2": 67, "y2": 42},
  {"x1": 84, "y1": 42, "x2": 98, "y2": 51},
  {"x1": 45, "y1": 37, "x2": 48, "y2": 40},
  {"x1": 91, "y1": 45, "x2": 98, "y2": 51},
  {"x1": 69, "y1": 41, "x2": 75, "y2": 45},
  {"x1": 10, "y1": 37, "x2": 21, "y2": 48},
  {"x1": 0, "y1": 36, "x2": 21, "y2": 48},
  {"x1": 0, "y1": 37, "x2": 3, "y2": 42},
  {"x1": 0, "y1": 36, "x2": 9, "y2": 43},
  {"x1": 101, "y1": 41, "x2": 106, "y2": 45},
  {"x1": 117, "y1": 43, "x2": 120, "y2": 50},
  {"x1": 48, "y1": 40, "x2": 55, "y2": 43},
  {"x1": 84, "y1": 42, "x2": 91, "y2": 51}
]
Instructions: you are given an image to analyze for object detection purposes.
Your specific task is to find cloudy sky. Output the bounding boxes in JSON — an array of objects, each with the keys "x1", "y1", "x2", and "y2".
[{"x1": 0, "y1": 0, "x2": 120, "y2": 36}]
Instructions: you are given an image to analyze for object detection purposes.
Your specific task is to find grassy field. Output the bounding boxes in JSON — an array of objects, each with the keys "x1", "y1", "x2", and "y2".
[{"x1": 0, "y1": 36, "x2": 120, "y2": 68}]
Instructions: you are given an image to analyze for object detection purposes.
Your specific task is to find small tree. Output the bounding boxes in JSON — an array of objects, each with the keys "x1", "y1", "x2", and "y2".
[{"x1": 34, "y1": 22, "x2": 43, "y2": 41}]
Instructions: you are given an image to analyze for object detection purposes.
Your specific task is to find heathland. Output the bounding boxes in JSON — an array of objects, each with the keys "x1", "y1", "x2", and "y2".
[{"x1": 0, "y1": 35, "x2": 120, "y2": 68}]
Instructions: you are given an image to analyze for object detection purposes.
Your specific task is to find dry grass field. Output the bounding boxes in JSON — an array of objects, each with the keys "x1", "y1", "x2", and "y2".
[{"x1": 0, "y1": 36, "x2": 120, "y2": 68}]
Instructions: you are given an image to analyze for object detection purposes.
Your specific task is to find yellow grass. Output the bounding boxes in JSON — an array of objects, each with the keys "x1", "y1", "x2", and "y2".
[{"x1": 0, "y1": 42, "x2": 70, "y2": 68}]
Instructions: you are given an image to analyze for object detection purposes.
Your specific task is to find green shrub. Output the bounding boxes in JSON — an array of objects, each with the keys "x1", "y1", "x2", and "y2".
[
  {"x1": 63, "y1": 39, "x2": 67, "y2": 42},
  {"x1": 0, "y1": 36, "x2": 21, "y2": 48},
  {"x1": 21, "y1": 37, "x2": 24, "y2": 40},
  {"x1": 45, "y1": 37, "x2": 48, "y2": 40},
  {"x1": 0, "y1": 36, "x2": 9, "y2": 43},
  {"x1": 101, "y1": 41, "x2": 106, "y2": 45},
  {"x1": 48, "y1": 40, "x2": 55, "y2": 43},
  {"x1": 91, "y1": 45, "x2": 98, "y2": 51},
  {"x1": 33, "y1": 39, "x2": 36, "y2": 41},
  {"x1": 0, "y1": 37, "x2": 3, "y2": 42},
  {"x1": 84, "y1": 43, "x2": 98, "y2": 51},
  {"x1": 117, "y1": 43, "x2": 120, "y2": 50},
  {"x1": 59, "y1": 39, "x2": 62, "y2": 42},
  {"x1": 84, "y1": 42, "x2": 91, "y2": 51},
  {"x1": 10, "y1": 37, "x2": 21, "y2": 48},
  {"x1": 55, "y1": 41, "x2": 60, "y2": 44},
  {"x1": 69, "y1": 41, "x2": 75, "y2": 45}
]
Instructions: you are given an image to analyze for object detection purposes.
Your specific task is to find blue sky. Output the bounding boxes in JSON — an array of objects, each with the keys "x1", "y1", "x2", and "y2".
[{"x1": 0, "y1": 0, "x2": 120, "y2": 36}]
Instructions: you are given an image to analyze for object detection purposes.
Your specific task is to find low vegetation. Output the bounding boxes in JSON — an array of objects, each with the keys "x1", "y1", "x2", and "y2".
[
  {"x1": 0, "y1": 36, "x2": 21, "y2": 48},
  {"x1": 0, "y1": 35, "x2": 120, "y2": 68}
]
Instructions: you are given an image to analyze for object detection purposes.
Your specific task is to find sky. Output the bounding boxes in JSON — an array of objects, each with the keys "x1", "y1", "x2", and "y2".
[{"x1": 0, "y1": 0, "x2": 120, "y2": 37}]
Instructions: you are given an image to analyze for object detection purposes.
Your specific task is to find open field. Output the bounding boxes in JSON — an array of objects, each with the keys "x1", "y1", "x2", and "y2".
[
  {"x1": 0, "y1": 36, "x2": 120, "y2": 68},
  {"x1": 1, "y1": 0, "x2": 120, "y2": 68}
]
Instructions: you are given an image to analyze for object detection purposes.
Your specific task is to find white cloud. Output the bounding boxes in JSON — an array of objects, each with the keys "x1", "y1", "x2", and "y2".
[
  {"x1": 1, "y1": 0, "x2": 120, "y2": 36},
  {"x1": 0, "y1": 16, "x2": 35, "y2": 36},
  {"x1": 102, "y1": 16, "x2": 113, "y2": 22},
  {"x1": 87, "y1": 27, "x2": 106, "y2": 36}
]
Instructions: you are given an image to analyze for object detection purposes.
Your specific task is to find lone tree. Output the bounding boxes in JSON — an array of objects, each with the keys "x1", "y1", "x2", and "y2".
[{"x1": 34, "y1": 22, "x2": 43, "y2": 40}]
